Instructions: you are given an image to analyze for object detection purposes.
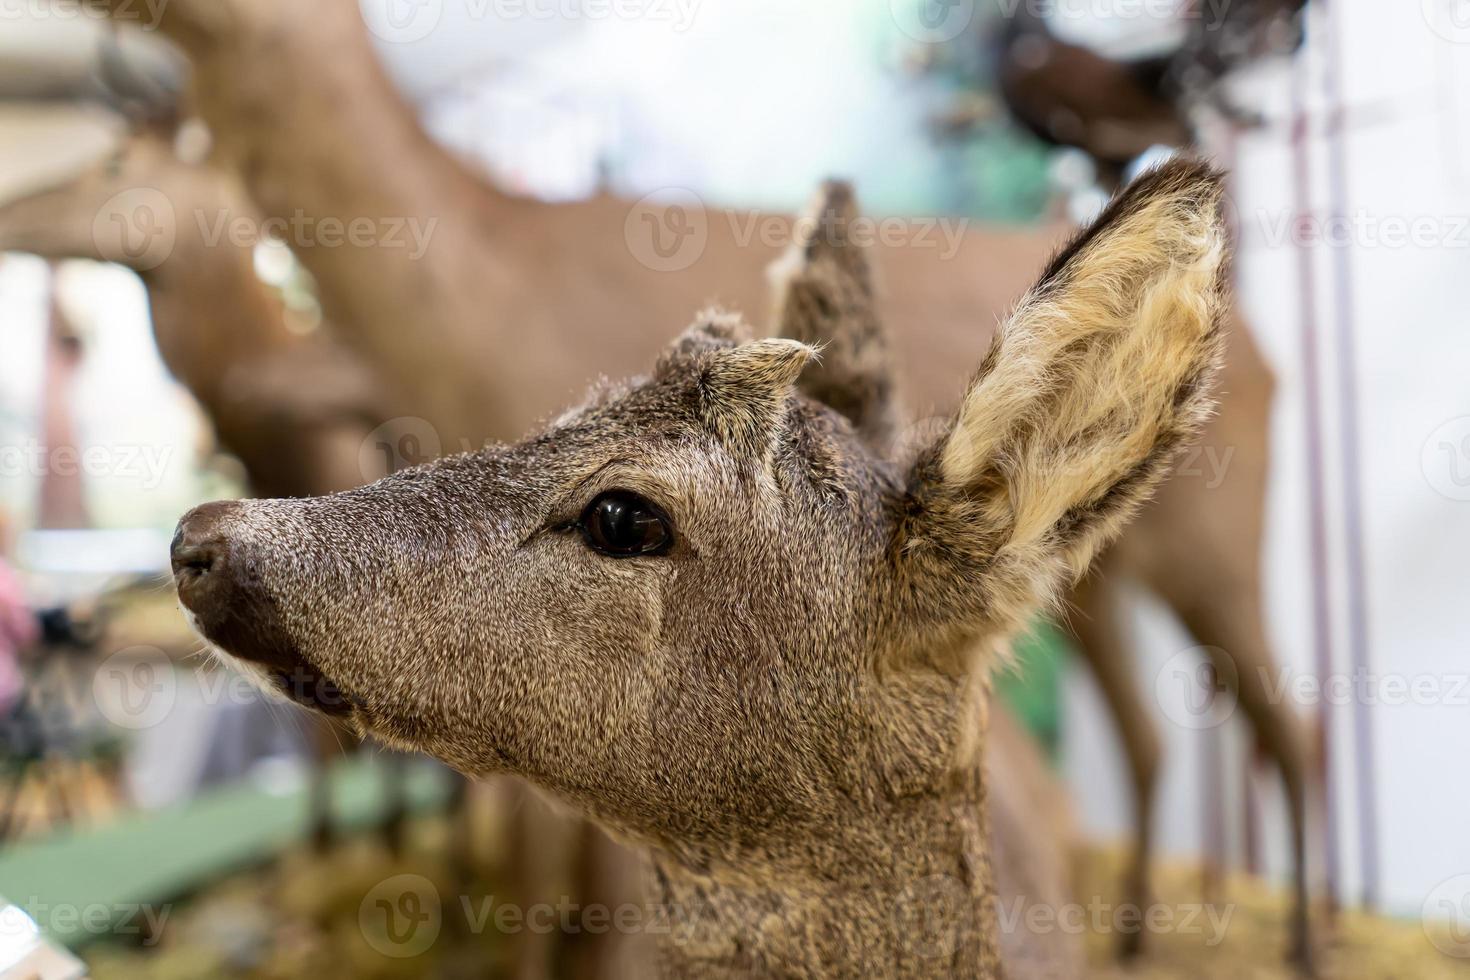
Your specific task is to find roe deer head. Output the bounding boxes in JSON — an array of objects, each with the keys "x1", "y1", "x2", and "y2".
[{"x1": 170, "y1": 159, "x2": 1228, "y2": 977}]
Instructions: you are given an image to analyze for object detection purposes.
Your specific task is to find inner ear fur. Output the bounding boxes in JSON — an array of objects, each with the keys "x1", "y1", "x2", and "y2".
[
  {"x1": 697, "y1": 337, "x2": 817, "y2": 456},
  {"x1": 896, "y1": 157, "x2": 1229, "y2": 660},
  {"x1": 659, "y1": 313, "x2": 817, "y2": 457}
]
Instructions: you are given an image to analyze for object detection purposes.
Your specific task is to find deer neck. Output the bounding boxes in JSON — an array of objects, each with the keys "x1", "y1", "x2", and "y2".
[
  {"x1": 164, "y1": 3, "x2": 520, "y2": 437},
  {"x1": 175, "y1": 4, "x2": 496, "y2": 240},
  {"x1": 138, "y1": 205, "x2": 287, "y2": 404},
  {"x1": 646, "y1": 765, "x2": 1003, "y2": 979}
]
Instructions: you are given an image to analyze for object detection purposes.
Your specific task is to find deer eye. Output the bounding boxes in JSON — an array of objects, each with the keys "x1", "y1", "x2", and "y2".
[{"x1": 579, "y1": 491, "x2": 672, "y2": 557}]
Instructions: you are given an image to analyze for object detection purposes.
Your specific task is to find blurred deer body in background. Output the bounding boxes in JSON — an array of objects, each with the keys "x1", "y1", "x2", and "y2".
[
  {"x1": 80, "y1": 0, "x2": 1060, "y2": 447},
  {"x1": 995, "y1": 0, "x2": 1309, "y2": 187},
  {"x1": 0, "y1": 129, "x2": 385, "y2": 497},
  {"x1": 996, "y1": 4, "x2": 1189, "y2": 190},
  {"x1": 168, "y1": 161, "x2": 1229, "y2": 978},
  {"x1": 1168, "y1": 0, "x2": 1310, "y2": 114},
  {"x1": 1065, "y1": 315, "x2": 1315, "y2": 965},
  {"x1": 0, "y1": 127, "x2": 411, "y2": 851}
]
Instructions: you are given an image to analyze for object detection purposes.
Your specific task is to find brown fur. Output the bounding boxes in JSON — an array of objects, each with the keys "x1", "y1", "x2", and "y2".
[
  {"x1": 172, "y1": 160, "x2": 1229, "y2": 977},
  {"x1": 769, "y1": 182, "x2": 898, "y2": 450}
]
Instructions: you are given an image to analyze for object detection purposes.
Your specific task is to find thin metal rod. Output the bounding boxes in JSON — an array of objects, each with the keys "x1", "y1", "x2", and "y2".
[
  {"x1": 1288, "y1": 46, "x2": 1341, "y2": 914},
  {"x1": 1319, "y1": 0, "x2": 1381, "y2": 911}
]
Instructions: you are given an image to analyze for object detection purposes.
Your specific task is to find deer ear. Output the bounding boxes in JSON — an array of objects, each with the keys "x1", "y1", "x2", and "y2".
[
  {"x1": 667, "y1": 309, "x2": 756, "y2": 356},
  {"x1": 698, "y1": 338, "x2": 818, "y2": 454},
  {"x1": 768, "y1": 180, "x2": 896, "y2": 448},
  {"x1": 898, "y1": 158, "x2": 1228, "y2": 655}
]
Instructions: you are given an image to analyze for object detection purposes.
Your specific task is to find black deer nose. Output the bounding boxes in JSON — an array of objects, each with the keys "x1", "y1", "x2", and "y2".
[
  {"x1": 170, "y1": 500, "x2": 242, "y2": 611},
  {"x1": 168, "y1": 500, "x2": 349, "y2": 715}
]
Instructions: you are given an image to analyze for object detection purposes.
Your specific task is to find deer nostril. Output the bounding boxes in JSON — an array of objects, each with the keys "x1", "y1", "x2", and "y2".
[
  {"x1": 170, "y1": 500, "x2": 242, "y2": 585},
  {"x1": 171, "y1": 543, "x2": 217, "y2": 575},
  {"x1": 168, "y1": 501, "x2": 305, "y2": 681}
]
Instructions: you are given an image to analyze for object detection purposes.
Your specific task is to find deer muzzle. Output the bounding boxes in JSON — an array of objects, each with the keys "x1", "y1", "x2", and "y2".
[{"x1": 171, "y1": 499, "x2": 356, "y2": 716}]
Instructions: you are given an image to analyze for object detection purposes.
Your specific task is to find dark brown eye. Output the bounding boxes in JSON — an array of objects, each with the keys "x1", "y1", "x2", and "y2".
[{"x1": 580, "y1": 491, "x2": 672, "y2": 557}]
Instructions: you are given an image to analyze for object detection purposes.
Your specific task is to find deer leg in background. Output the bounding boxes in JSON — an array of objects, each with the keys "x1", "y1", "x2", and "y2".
[
  {"x1": 566, "y1": 820, "x2": 652, "y2": 980},
  {"x1": 0, "y1": 768, "x2": 23, "y2": 842},
  {"x1": 1101, "y1": 300, "x2": 1318, "y2": 970},
  {"x1": 379, "y1": 751, "x2": 410, "y2": 855},
  {"x1": 444, "y1": 771, "x2": 471, "y2": 862},
  {"x1": 501, "y1": 779, "x2": 573, "y2": 980},
  {"x1": 1171, "y1": 591, "x2": 1314, "y2": 973},
  {"x1": 1064, "y1": 566, "x2": 1161, "y2": 961},
  {"x1": 305, "y1": 719, "x2": 345, "y2": 851},
  {"x1": 38, "y1": 268, "x2": 89, "y2": 531},
  {"x1": 307, "y1": 773, "x2": 331, "y2": 852},
  {"x1": 1200, "y1": 702, "x2": 1226, "y2": 905},
  {"x1": 41, "y1": 759, "x2": 77, "y2": 833},
  {"x1": 1245, "y1": 742, "x2": 1264, "y2": 875}
]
